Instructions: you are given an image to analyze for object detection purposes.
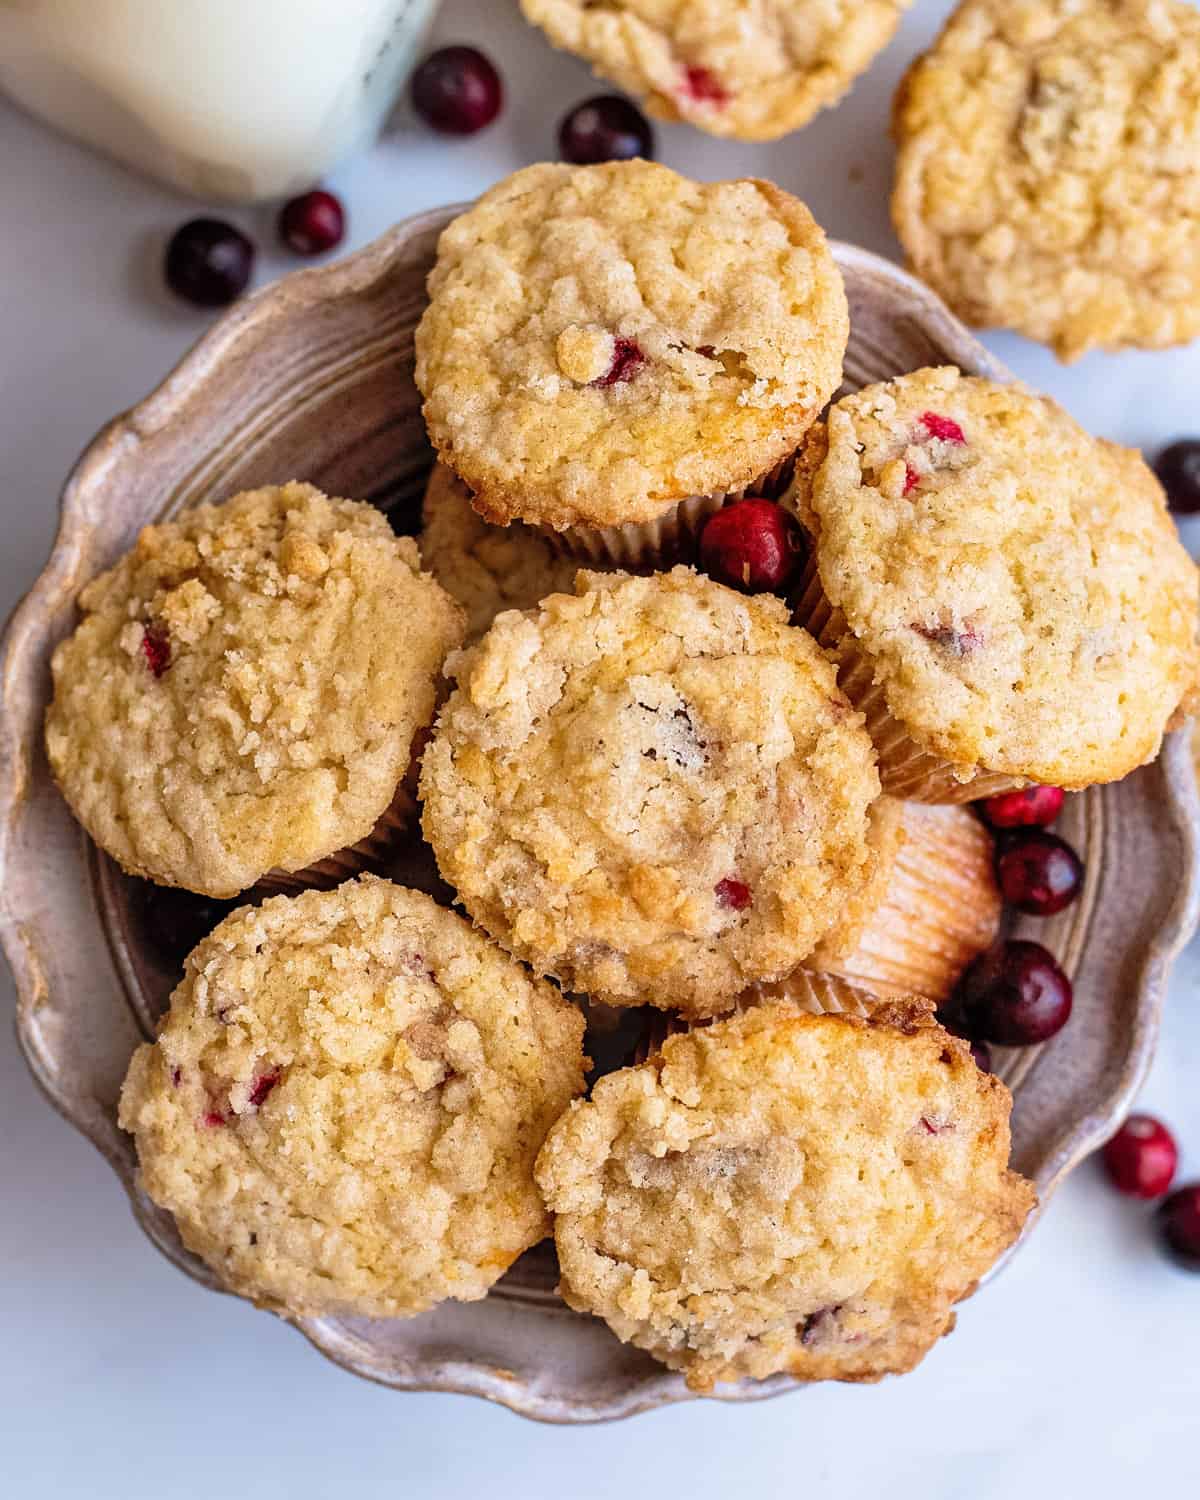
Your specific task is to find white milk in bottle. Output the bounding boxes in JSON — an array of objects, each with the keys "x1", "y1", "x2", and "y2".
[{"x1": 0, "y1": 0, "x2": 439, "y2": 201}]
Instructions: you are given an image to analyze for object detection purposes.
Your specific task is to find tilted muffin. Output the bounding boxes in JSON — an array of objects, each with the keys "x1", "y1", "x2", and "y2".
[
  {"x1": 119, "y1": 878, "x2": 587, "y2": 1319},
  {"x1": 805, "y1": 798, "x2": 1001, "y2": 1003},
  {"x1": 420, "y1": 568, "x2": 880, "y2": 1016},
  {"x1": 521, "y1": 1, "x2": 913, "y2": 142},
  {"x1": 536, "y1": 997, "x2": 1035, "y2": 1390},
  {"x1": 419, "y1": 461, "x2": 583, "y2": 642},
  {"x1": 785, "y1": 367, "x2": 1200, "y2": 798},
  {"x1": 46, "y1": 483, "x2": 465, "y2": 897},
  {"x1": 892, "y1": 0, "x2": 1200, "y2": 361},
  {"x1": 415, "y1": 161, "x2": 847, "y2": 557}
]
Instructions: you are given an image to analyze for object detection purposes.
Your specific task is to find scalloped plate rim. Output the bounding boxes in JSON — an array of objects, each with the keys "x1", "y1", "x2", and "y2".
[{"x1": 2, "y1": 216, "x2": 1198, "y2": 1423}]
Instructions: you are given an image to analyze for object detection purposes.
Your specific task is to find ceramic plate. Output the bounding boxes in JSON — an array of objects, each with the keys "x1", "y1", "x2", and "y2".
[{"x1": 2, "y1": 208, "x2": 1197, "y2": 1422}]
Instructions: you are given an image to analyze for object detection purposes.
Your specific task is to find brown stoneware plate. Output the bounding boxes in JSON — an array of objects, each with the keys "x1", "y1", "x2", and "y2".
[{"x1": 2, "y1": 207, "x2": 1198, "y2": 1422}]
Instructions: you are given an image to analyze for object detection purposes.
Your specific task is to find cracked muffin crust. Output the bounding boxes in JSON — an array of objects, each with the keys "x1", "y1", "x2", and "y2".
[
  {"x1": 118, "y1": 878, "x2": 587, "y2": 1319},
  {"x1": 893, "y1": 0, "x2": 1200, "y2": 361},
  {"x1": 419, "y1": 567, "x2": 880, "y2": 1016},
  {"x1": 785, "y1": 367, "x2": 1200, "y2": 791},
  {"x1": 521, "y1": 1, "x2": 912, "y2": 142},
  {"x1": 536, "y1": 997, "x2": 1035, "y2": 1390},
  {"x1": 46, "y1": 483, "x2": 464, "y2": 898},
  {"x1": 414, "y1": 161, "x2": 848, "y2": 532},
  {"x1": 419, "y1": 461, "x2": 583, "y2": 642}
]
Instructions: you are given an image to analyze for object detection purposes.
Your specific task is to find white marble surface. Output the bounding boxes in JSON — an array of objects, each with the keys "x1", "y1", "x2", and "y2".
[{"x1": 2, "y1": 2, "x2": 1199, "y2": 1494}]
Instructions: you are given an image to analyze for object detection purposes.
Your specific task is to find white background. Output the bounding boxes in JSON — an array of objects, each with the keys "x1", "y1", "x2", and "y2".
[{"x1": 2, "y1": 2, "x2": 1199, "y2": 1495}]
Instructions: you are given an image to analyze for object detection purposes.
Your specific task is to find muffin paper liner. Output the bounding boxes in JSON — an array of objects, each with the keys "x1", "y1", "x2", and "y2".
[
  {"x1": 255, "y1": 782, "x2": 416, "y2": 897},
  {"x1": 543, "y1": 455, "x2": 797, "y2": 571},
  {"x1": 633, "y1": 973, "x2": 882, "y2": 1062},
  {"x1": 809, "y1": 800, "x2": 1001, "y2": 1004},
  {"x1": 626, "y1": 799, "x2": 997, "y2": 1059},
  {"x1": 791, "y1": 552, "x2": 1026, "y2": 804},
  {"x1": 739, "y1": 969, "x2": 881, "y2": 1018}
]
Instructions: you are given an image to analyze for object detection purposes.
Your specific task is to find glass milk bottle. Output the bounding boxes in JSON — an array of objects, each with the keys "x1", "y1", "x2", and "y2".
[{"x1": 0, "y1": 0, "x2": 440, "y2": 201}]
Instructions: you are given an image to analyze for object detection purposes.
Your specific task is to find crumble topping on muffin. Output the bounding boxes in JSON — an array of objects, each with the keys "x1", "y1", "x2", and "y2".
[
  {"x1": 420, "y1": 567, "x2": 880, "y2": 1015},
  {"x1": 46, "y1": 483, "x2": 464, "y2": 897},
  {"x1": 787, "y1": 367, "x2": 1199, "y2": 788},
  {"x1": 893, "y1": 0, "x2": 1200, "y2": 360},
  {"x1": 119, "y1": 878, "x2": 587, "y2": 1319},
  {"x1": 419, "y1": 461, "x2": 583, "y2": 641},
  {"x1": 537, "y1": 997, "x2": 1035, "y2": 1389},
  {"x1": 415, "y1": 161, "x2": 848, "y2": 531}
]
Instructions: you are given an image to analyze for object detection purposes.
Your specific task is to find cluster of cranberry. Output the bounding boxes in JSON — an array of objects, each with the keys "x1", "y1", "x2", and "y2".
[
  {"x1": 163, "y1": 44, "x2": 655, "y2": 312},
  {"x1": 164, "y1": 191, "x2": 347, "y2": 309}
]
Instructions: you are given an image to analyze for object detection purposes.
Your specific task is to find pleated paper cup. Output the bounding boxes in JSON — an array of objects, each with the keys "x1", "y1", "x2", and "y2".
[
  {"x1": 790, "y1": 552, "x2": 1026, "y2": 803},
  {"x1": 545, "y1": 454, "x2": 798, "y2": 569},
  {"x1": 633, "y1": 973, "x2": 884, "y2": 1062},
  {"x1": 254, "y1": 782, "x2": 416, "y2": 896},
  {"x1": 809, "y1": 799, "x2": 1001, "y2": 1004}
]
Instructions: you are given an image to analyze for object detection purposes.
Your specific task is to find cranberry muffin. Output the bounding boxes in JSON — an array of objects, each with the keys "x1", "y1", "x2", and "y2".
[
  {"x1": 415, "y1": 161, "x2": 847, "y2": 561},
  {"x1": 785, "y1": 367, "x2": 1199, "y2": 798},
  {"x1": 536, "y1": 996, "x2": 1035, "y2": 1389},
  {"x1": 522, "y1": 1, "x2": 913, "y2": 142},
  {"x1": 46, "y1": 483, "x2": 464, "y2": 897},
  {"x1": 893, "y1": 0, "x2": 1200, "y2": 361},
  {"x1": 119, "y1": 878, "x2": 587, "y2": 1319},
  {"x1": 419, "y1": 461, "x2": 583, "y2": 641},
  {"x1": 419, "y1": 568, "x2": 880, "y2": 1016}
]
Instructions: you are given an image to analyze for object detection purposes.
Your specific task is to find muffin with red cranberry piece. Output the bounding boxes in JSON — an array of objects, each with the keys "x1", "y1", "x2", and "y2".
[
  {"x1": 521, "y1": 1, "x2": 912, "y2": 143},
  {"x1": 119, "y1": 877, "x2": 587, "y2": 1319},
  {"x1": 414, "y1": 160, "x2": 847, "y2": 566},
  {"x1": 420, "y1": 567, "x2": 880, "y2": 1017},
  {"x1": 46, "y1": 483, "x2": 464, "y2": 897},
  {"x1": 536, "y1": 995, "x2": 1034, "y2": 1390},
  {"x1": 784, "y1": 366, "x2": 1200, "y2": 800},
  {"x1": 419, "y1": 461, "x2": 584, "y2": 641}
]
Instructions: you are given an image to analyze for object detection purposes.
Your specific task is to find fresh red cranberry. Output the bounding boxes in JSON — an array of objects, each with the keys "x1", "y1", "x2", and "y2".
[
  {"x1": 903, "y1": 462, "x2": 922, "y2": 496},
  {"x1": 141, "y1": 624, "x2": 171, "y2": 678},
  {"x1": 559, "y1": 94, "x2": 654, "y2": 164},
  {"x1": 591, "y1": 337, "x2": 646, "y2": 387},
  {"x1": 955, "y1": 940, "x2": 1073, "y2": 1046},
  {"x1": 1157, "y1": 1183, "x2": 1200, "y2": 1270},
  {"x1": 1153, "y1": 440, "x2": 1200, "y2": 514},
  {"x1": 248, "y1": 1071, "x2": 280, "y2": 1109},
  {"x1": 920, "y1": 411, "x2": 965, "y2": 443},
  {"x1": 682, "y1": 65, "x2": 728, "y2": 104},
  {"x1": 278, "y1": 189, "x2": 345, "y2": 256},
  {"x1": 715, "y1": 878, "x2": 751, "y2": 911},
  {"x1": 700, "y1": 499, "x2": 804, "y2": 594},
  {"x1": 137, "y1": 883, "x2": 238, "y2": 966},
  {"x1": 979, "y1": 784, "x2": 1064, "y2": 829},
  {"x1": 410, "y1": 46, "x2": 502, "y2": 134},
  {"x1": 995, "y1": 830, "x2": 1084, "y2": 916},
  {"x1": 165, "y1": 218, "x2": 255, "y2": 307},
  {"x1": 1102, "y1": 1115, "x2": 1178, "y2": 1199}
]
